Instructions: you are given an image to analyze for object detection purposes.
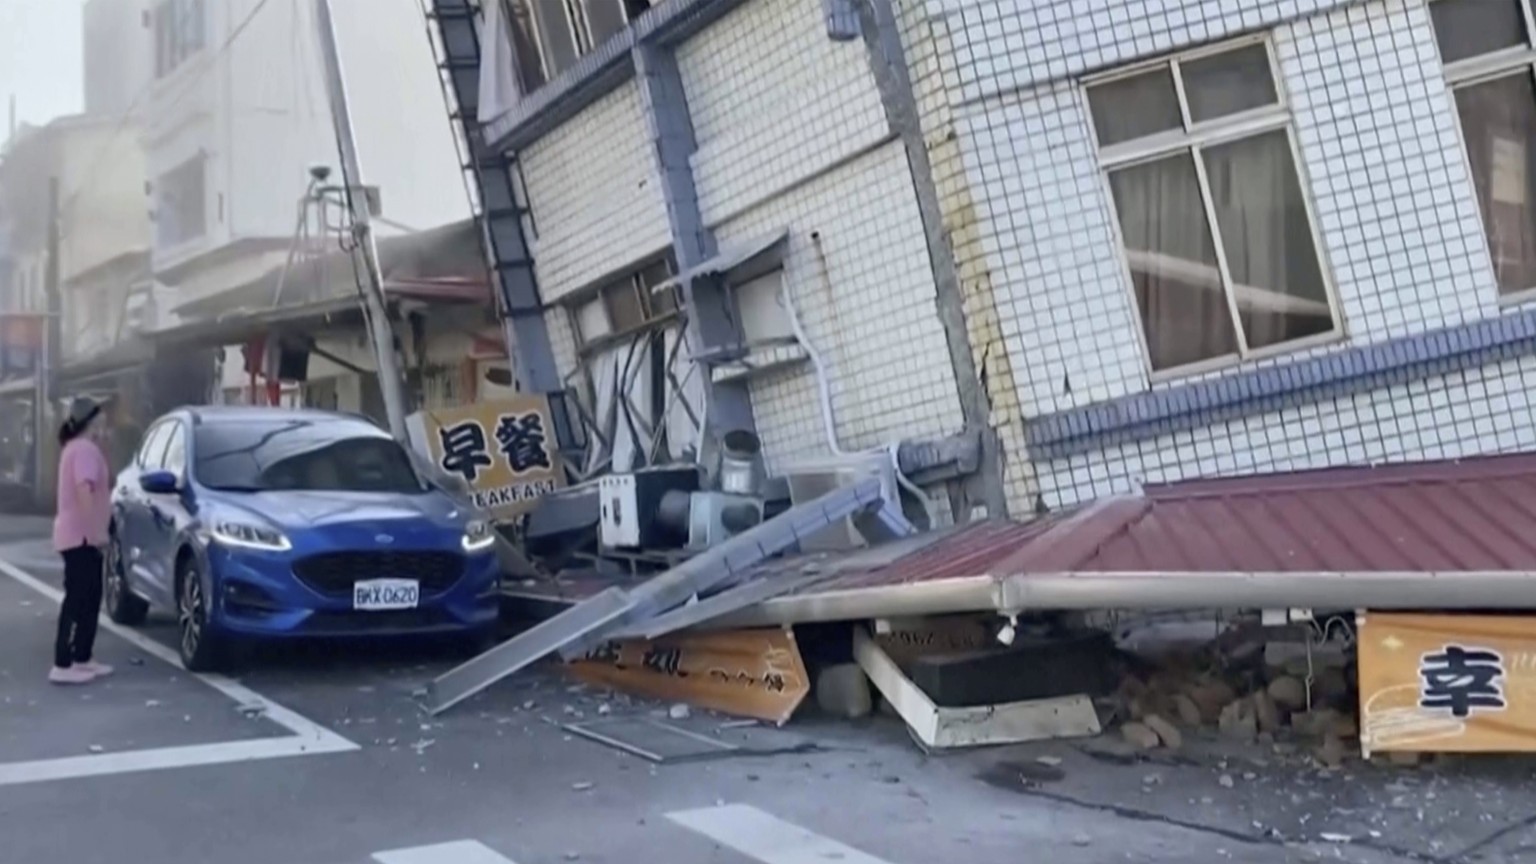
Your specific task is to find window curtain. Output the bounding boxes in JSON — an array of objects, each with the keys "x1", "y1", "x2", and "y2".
[
  {"x1": 1203, "y1": 130, "x2": 1331, "y2": 351},
  {"x1": 1455, "y1": 73, "x2": 1536, "y2": 296},
  {"x1": 1110, "y1": 154, "x2": 1239, "y2": 370}
]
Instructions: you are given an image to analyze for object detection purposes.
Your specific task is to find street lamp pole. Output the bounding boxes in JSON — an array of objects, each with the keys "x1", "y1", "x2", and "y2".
[{"x1": 311, "y1": 0, "x2": 410, "y2": 441}]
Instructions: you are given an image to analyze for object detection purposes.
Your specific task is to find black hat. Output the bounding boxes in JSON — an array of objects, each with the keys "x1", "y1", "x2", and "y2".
[{"x1": 64, "y1": 396, "x2": 103, "y2": 432}]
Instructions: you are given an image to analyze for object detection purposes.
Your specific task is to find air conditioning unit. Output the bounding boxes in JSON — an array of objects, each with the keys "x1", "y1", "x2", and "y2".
[
  {"x1": 687, "y1": 491, "x2": 764, "y2": 550},
  {"x1": 598, "y1": 466, "x2": 699, "y2": 550},
  {"x1": 781, "y1": 453, "x2": 898, "y2": 552}
]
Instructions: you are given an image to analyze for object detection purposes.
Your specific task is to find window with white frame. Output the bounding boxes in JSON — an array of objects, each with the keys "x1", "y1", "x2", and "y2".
[
  {"x1": 571, "y1": 257, "x2": 678, "y2": 352},
  {"x1": 1431, "y1": 0, "x2": 1536, "y2": 299},
  {"x1": 502, "y1": 0, "x2": 656, "y2": 95},
  {"x1": 1086, "y1": 39, "x2": 1338, "y2": 375},
  {"x1": 153, "y1": 0, "x2": 206, "y2": 79}
]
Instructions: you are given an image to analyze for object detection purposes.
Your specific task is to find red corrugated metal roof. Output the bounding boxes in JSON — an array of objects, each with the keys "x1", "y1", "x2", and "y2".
[
  {"x1": 516, "y1": 455, "x2": 1536, "y2": 609},
  {"x1": 785, "y1": 454, "x2": 1536, "y2": 593},
  {"x1": 1048, "y1": 454, "x2": 1536, "y2": 573}
]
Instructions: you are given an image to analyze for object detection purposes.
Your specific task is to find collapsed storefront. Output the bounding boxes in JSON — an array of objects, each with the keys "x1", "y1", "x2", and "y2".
[{"x1": 433, "y1": 449, "x2": 1536, "y2": 761}]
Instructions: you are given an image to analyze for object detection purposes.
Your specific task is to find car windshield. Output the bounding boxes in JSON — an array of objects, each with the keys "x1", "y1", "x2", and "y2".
[{"x1": 193, "y1": 418, "x2": 426, "y2": 495}]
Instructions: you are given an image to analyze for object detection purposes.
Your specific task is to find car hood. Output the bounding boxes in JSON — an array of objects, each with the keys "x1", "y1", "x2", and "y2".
[{"x1": 208, "y1": 490, "x2": 466, "y2": 533}]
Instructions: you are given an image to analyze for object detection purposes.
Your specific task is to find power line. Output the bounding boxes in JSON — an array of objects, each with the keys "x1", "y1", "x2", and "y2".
[{"x1": 56, "y1": 0, "x2": 278, "y2": 229}]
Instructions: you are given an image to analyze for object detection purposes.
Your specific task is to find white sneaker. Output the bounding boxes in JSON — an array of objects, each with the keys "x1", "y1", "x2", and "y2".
[
  {"x1": 48, "y1": 666, "x2": 96, "y2": 685},
  {"x1": 75, "y1": 662, "x2": 113, "y2": 677}
]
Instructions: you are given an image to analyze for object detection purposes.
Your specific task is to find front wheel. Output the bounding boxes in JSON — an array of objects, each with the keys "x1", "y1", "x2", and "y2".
[
  {"x1": 104, "y1": 532, "x2": 149, "y2": 626},
  {"x1": 177, "y1": 556, "x2": 225, "y2": 673}
]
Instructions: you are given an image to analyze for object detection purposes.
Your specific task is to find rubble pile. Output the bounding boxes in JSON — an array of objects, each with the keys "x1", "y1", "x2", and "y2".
[{"x1": 1109, "y1": 641, "x2": 1363, "y2": 768}]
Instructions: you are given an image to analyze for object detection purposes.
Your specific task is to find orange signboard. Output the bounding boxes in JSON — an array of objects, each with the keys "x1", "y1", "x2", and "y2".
[
  {"x1": 1359, "y1": 612, "x2": 1536, "y2": 754},
  {"x1": 568, "y1": 628, "x2": 810, "y2": 725}
]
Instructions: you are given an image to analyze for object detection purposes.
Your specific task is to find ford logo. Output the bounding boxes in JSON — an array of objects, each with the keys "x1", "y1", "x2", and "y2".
[{"x1": 375, "y1": 533, "x2": 394, "y2": 545}]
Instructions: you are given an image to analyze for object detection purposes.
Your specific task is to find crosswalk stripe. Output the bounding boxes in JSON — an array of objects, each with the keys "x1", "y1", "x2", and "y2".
[
  {"x1": 372, "y1": 841, "x2": 518, "y2": 864},
  {"x1": 667, "y1": 804, "x2": 897, "y2": 864}
]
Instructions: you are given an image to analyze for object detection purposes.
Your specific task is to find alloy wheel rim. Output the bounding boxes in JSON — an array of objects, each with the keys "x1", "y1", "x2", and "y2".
[{"x1": 180, "y1": 573, "x2": 203, "y2": 659}]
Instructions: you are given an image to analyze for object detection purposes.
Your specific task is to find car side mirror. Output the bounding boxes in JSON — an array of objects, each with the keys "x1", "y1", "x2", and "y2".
[{"x1": 139, "y1": 470, "x2": 181, "y2": 495}]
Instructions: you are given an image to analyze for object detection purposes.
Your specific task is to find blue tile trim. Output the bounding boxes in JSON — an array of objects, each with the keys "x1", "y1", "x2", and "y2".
[{"x1": 1024, "y1": 309, "x2": 1536, "y2": 461}]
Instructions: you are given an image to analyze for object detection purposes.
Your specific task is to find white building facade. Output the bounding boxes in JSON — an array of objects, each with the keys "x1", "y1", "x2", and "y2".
[
  {"x1": 892, "y1": 0, "x2": 1536, "y2": 510},
  {"x1": 472, "y1": 0, "x2": 1536, "y2": 519},
  {"x1": 141, "y1": 0, "x2": 469, "y2": 297}
]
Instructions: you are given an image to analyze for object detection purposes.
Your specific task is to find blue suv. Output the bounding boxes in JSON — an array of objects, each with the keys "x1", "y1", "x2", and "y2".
[{"x1": 106, "y1": 406, "x2": 501, "y2": 671}]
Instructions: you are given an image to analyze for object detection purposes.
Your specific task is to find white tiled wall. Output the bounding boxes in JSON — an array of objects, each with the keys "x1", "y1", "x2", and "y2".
[
  {"x1": 713, "y1": 142, "x2": 967, "y2": 471},
  {"x1": 521, "y1": 80, "x2": 673, "y2": 303},
  {"x1": 901, "y1": 0, "x2": 1532, "y2": 508},
  {"x1": 678, "y1": 0, "x2": 965, "y2": 471},
  {"x1": 678, "y1": 0, "x2": 890, "y2": 225},
  {"x1": 1045, "y1": 353, "x2": 1536, "y2": 506}
]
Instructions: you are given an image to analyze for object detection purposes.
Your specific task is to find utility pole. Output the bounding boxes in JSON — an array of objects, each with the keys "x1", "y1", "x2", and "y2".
[
  {"x1": 34, "y1": 177, "x2": 60, "y2": 506},
  {"x1": 312, "y1": 0, "x2": 410, "y2": 441}
]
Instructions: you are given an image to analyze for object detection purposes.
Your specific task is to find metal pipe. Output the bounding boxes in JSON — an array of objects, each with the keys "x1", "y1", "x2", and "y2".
[
  {"x1": 701, "y1": 577, "x2": 1002, "y2": 629},
  {"x1": 997, "y1": 571, "x2": 1536, "y2": 611}
]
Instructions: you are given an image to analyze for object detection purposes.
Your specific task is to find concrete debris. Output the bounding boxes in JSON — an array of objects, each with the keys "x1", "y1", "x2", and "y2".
[
  {"x1": 1171, "y1": 693, "x2": 1203, "y2": 727},
  {"x1": 1251, "y1": 689, "x2": 1281, "y2": 734},
  {"x1": 667, "y1": 704, "x2": 691, "y2": 721},
  {"x1": 1317, "y1": 732, "x2": 1346, "y2": 770},
  {"x1": 1218, "y1": 774, "x2": 1235, "y2": 789},
  {"x1": 1389, "y1": 751, "x2": 1421, "y2": 767},
  {"x1": 572, "y1": 781, "x2": 594, "y2": 791},
  {"x1": 1036, "y1": 755, "x2": 1063, "y2": 767},
  {"x1": 815, "y1": 663, "x2": 873, "y2": 719},
  {"x1": 1218, "y1": 699, "x2": 1258, "y2": 743},
  {"x1": 1143, "y1": 714, "x2": 1182, "y2": 750},
  {"x1": 1121, "y1": 721, "x2": 1161, "y2": 750},
  {"x1": 1267, "y1": 676, "x2": 1307, "y2": 711}
]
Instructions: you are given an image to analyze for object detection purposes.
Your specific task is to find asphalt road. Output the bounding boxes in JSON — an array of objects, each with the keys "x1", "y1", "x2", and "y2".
[{"x1": 0, "y1": 517, "x2": 1427, "y2": 864}]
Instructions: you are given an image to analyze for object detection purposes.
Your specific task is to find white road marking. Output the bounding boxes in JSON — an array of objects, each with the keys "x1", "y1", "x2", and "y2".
[
  {"x1": 372, "y1": 840, "x2": 519, "y2": 864},
  {"x1": 0, "y1": 555, "x2": 358, "y2": 787},
  {"x1": 668, "y1": 804, "x2": 898, "y2": 864}
]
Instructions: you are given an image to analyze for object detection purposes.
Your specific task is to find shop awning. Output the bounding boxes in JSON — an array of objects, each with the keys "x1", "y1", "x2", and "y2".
[{"x1": 509, "y1": 453, "x2": 1536, "y2": 626}]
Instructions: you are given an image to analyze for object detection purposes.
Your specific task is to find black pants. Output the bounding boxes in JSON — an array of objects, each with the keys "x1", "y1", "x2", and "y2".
[{"x1": 55, "y1": 545, "x2": 103, "y2": 669}]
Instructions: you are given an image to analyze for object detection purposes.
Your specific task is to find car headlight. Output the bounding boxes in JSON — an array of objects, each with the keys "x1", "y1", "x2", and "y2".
[
  {"x1": 462, "y1": 520, "x2": 498, "y2": 553},
  {"x1": 211, "y1": 521, "x2": 292, "y2": 552}
]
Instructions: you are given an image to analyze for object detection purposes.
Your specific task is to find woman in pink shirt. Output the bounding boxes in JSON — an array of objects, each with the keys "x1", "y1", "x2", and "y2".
[{"x1": 51, "y1": 397, "x2": 114, "y2": 685}]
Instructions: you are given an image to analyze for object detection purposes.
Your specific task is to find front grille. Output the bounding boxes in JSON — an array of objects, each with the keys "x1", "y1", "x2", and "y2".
[{"x1": 292, "y1": 550, "x2": 465, "y2": 597}]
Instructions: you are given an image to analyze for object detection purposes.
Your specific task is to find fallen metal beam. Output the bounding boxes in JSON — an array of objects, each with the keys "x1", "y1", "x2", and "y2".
[
  {"x1": 425, "y1": 587, "x2": 635, "y2": 716},
  {"x1": 610, "y1": 569, "x2": 833, "y2": 641},
  {"x1": 428, "y1": 479, "x2": 890, "y2": 714},
  {"x1": 557, "y1": 477, "x2": 889, "y2": 660},
  {"x1": 702, "y1": 576, "x2": 1003, "y2": 631}
]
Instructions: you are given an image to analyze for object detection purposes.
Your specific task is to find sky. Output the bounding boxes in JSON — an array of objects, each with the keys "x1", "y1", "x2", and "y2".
[{"x1": 0, "y1": 0, "x2": 84, "y2": 134}]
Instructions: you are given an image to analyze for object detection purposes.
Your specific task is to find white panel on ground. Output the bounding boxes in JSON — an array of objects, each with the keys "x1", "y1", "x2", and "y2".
[
  {"x1": 667, "y1": 804, "x2": 897, "y2": 864},
  {"x1": 372, "y1": 840, "x2": 519, "y2": 864}
]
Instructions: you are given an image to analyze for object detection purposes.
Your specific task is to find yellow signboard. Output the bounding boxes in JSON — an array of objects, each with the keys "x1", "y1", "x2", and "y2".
[
  {"x1": 1359, "y1": 613, "x2": 1536, "y2": 753},
  {"x1": 409, "y1": 397, "x2": 563, "y2": 522},
  {"x1": 568, "y1": 628, "x2": 810, "y2": 725}
]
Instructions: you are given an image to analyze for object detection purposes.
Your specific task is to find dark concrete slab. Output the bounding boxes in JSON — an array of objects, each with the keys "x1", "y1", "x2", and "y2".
[{"x1": 0, "y1": 573, "x2": 289, "y2": 763}]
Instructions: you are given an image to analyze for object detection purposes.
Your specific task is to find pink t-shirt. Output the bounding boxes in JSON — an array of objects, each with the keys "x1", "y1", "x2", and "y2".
[{"x1": 53, "y1": 438, "x2": 111, "y2": 551}]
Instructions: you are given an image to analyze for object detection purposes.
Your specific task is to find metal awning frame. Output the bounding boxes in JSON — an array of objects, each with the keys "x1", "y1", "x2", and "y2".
[{"x1": 698, "y1": 569, "x2": 1536, "y2": 630}]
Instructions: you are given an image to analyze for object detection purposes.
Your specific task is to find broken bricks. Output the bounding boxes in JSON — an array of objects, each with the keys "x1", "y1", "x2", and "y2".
[{"x1": 1121, "y1": 721, "x2": 1161, "y2": 750}]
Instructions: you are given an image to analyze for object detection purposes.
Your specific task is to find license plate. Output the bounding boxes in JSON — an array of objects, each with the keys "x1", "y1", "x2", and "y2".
[{"x1": 353, "y1": 579, "x2": 419, "y2": 611}]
